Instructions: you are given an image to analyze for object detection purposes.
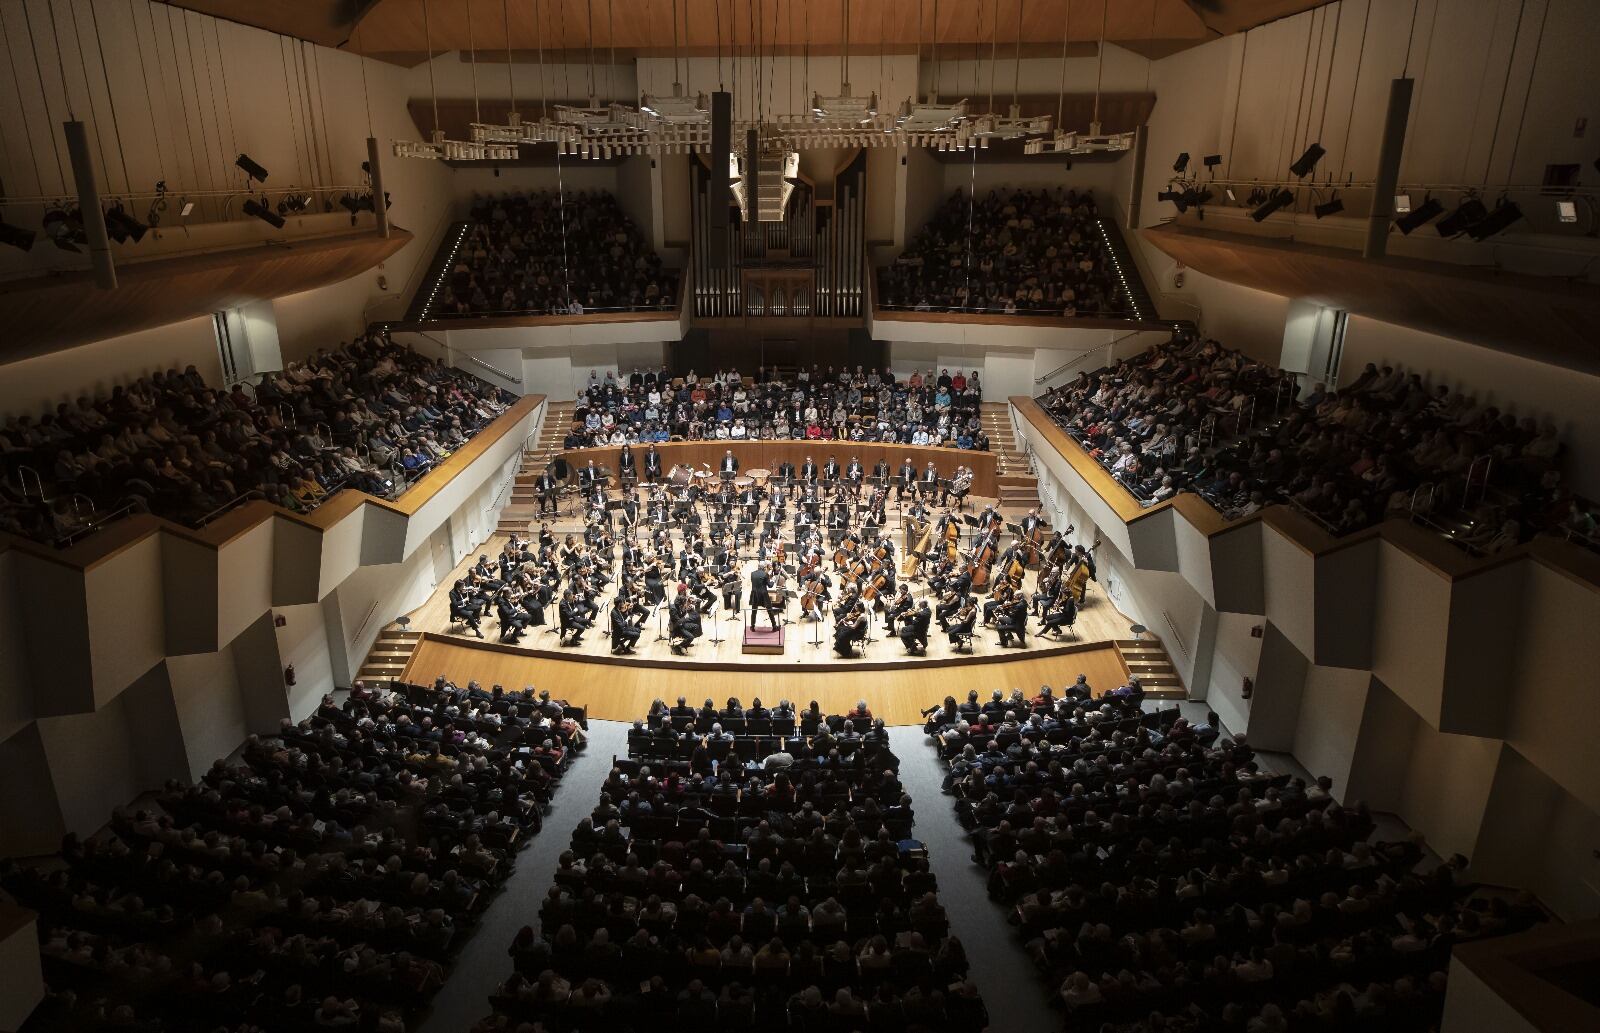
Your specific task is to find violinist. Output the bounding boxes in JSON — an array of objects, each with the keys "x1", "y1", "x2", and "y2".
[
  {"x1": 668, "y1": 586, "x2": 703, "y2": 654},
  {"x1": 883, "y1": 585, "x2": 914, "y2": 635},
  {"x1": 944, "y1": 595, "x2": 978, "y2": 647},
  {"x1": 558, "y1": 588, "x2": 593, "y2": 645},
  {"x1": 1040, "y1": 589, "x2": 1078, "y2": 638},
  {"x1": 833, "y1": 600, "x2": 867, "y2": 658},
  {"x1": 899, "y1": 599, "x2": 932, "y2": 656},
  {"x1": 610, "y1": 596, "x2": 644, "y2": 654},
  {"x1": 496, "y1": 587, "x2": 532, "y2": 643},
  {"x1": 995, "y1": 592, "x2": 1029, "y2": 648}
]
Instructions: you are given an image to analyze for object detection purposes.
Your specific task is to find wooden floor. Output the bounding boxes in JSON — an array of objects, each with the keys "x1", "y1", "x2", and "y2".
[
  {"x1": 403, "y1": 634, "x2": 1130, "y2": 726},
  {"x1": 410, "y1": 502, "x2": 1138, "y2": 671}
]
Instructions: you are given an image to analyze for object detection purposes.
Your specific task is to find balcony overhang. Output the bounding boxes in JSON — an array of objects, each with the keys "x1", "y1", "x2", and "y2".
[
  {"x1": 0, "y1": 228, "x2": 413, "y2": 364},
  {"x1": 1141, "y1": 223, "x2": 1600, "y2": 377}
]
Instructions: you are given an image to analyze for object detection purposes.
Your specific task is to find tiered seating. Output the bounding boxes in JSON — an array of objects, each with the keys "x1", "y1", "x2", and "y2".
[
  {"x1": 472, "y1": 701, "x2": 989, "y2": 1033},
  {"x1": 437, "y1": 191, "x2": 673, "y2": 317},
  {"x1": 878, "y1": 187, "x2": 1130, "y2": 318},
  {"x1": 1042, "y1": 335, "x2": 1585, "y2": 551},
  {"x1": 2, "y1": 680, "x2": 585, "y2": 1033},
  {"x1": 567, "y1": 366, "x2": 988, "y2": 448},
  {"x1": 0, "y1": 335, "x2": 515, "y2": 546},
  {"x1": 923, "y1": 690, "x2": 1547, "y2": 1032}
]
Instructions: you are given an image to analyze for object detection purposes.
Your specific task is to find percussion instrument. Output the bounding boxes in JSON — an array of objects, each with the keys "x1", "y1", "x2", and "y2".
[
  {"x1": 668, "y1": 465, "x2": 693, "y2": 487},
  {"x1": 734, "y1": 476, "x2": 754, "y2": 489},
  {"x1": 746, "y1": 467, "x2": 771, "y2": 484}
]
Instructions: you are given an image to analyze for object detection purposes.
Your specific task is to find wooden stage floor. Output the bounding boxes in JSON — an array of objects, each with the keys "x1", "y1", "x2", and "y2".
[{"x1": 402, "y1": 634, "x2": 1131, "y2": 727}]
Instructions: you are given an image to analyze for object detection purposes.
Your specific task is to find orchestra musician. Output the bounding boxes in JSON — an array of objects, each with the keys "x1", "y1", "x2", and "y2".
[
  {"x1": 944, "y1": 595, "x2": 978, "y2": 648},
  {"x1": 535, "y1": 467, "x2": 559, "y2": 515},
  {"x1": 845, "y1": 456, "x2": 864, "y2": 496},
  {"x1": 449, "y1": 578, "x2": 486, "y2": 638},
  {"x1": 897, "y1": 458, "x2": 917, "y2": 500},
  {"x1": 948, "y1": 466, "x2": 974, "y2": 508},
  {"x1": 618, "y1": 490, "x2": 640, "y2": 537},
  {"x1": 833, "y1": 600, "x2": 867, "y2": 658},
  {"x1": 719, "y1": 449, "x2": 739, "y2": 480},
  {"x1": 668, "y1": 586, "x2": 703, "y2": 654},
  {"x1": 823, "y1": 455, "x2": 841, "y2": 482},
  {"x1": 800, "y1": 456, "x2": 818, "y2": 482},
  {"x1": 558, "y1": 588, "x2": 593, "y2": 646},
  {"x1": 610, "y1": 597, "x2": 643, "y2": 654},
  {"x1": 995, "y1": 592, "x2": 1029, "y2": 648},
  {"x1": 643, "y1": 444, "x2": 663, "y2": 483},
  {"x1": 776, "y1": 458, "x2": 797, "y2": 482},
  {"x1": 883, "y1": 585, "x2": 914, "y2": 635},
  {"x1": 579, "y1": 459, "x2": 603, "y2": 489},
  {"x1": 1040, "y1": 590, "x2": 1078, "y2": 637},
  {"x1": 919, "y1": 461, "x2": 940, "y2": 498},
  {"x1": 871, "y1": 458, "x2": 891, "y2": 487},
  {"x1": 899, "y1": 599, "x2": 932, "y2": 656},
  {"x1": 618, "y1": 444, "x2": 637, "y2": 485}
]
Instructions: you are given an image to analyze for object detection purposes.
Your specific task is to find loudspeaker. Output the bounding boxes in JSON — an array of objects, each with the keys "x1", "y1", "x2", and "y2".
[{"x1": 709, "y1": 92, "x2": 731, "y2": 230}]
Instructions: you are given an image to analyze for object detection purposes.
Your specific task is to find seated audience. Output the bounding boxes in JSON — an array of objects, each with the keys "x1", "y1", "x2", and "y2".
[
  {"x1": 565, "y1": 364, "x2": 988, "y2": 449},
  {"x1": 0, "y1": 335, "x2": 513, "y2": 545},
  {"x1": 922, "y1": 685, "x2": 1546, "y2": 1033},
  {"x1": 473, "y1": 701, "x2": 989, "y2": 1033},
  {"x1": 1040, "y1": 335, "x2": 1579, "y2": 551},
  {"x1": 3, "y1": 679, "x2": 584, "y2": 1033},
  {"x1": 437, "y1": 191, "x2": 673, "y2": 317},
  {"x1": 879, "y1": 187, "x2": 1130, "y2": 318}
]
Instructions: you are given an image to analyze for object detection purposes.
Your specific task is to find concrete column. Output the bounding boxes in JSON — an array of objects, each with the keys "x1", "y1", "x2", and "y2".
[
  {"x1": 63, "y1": 121, "x2": 115, "y2": 289},
  {"x1": 1363, "y1": 78, "x2": 1414, "y2": 259}
]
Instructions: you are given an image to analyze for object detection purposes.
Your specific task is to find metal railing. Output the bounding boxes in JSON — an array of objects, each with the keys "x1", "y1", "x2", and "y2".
[
  {"x1": 464, "y1": 354, "x2": 522, "y2": 386},
  {"x1": 196, "y1": 490, "x2": 267, "y2": 528}
]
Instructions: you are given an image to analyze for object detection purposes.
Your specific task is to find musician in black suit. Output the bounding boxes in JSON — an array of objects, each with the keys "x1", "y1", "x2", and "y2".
[
  {"x1": 800, "y1": 457, "x2": 818, "y2": 482},
  {"x1": 748, "y1": 562, "x2": 780, "y2": 629},
  {"x1": 845, "y1": 456, "x2": 864, "y2": 493},
  {"x1": 1021, "y1": 508, "x2": 1043, "y2": 538},
  {"x1": 643, "y1": 444, "x2": 662, "y2": 483},
  {"x1": 920, "y1": 461, "x2": 940, "y2": 496},
  {"x1": 610, "y1": 598, "x2": 642, "y2": 653},
  {"x1": 899, "y1": 600, "x2": 931, "y2": 655},
  {"x1": 897, "y1": 458, "x2": 917, "y2": 499},
  {"x1": 535, "y1": 468, "x2": 559, "y2": 515},
  {"x1": 496, "y1": 589, "x2": 531, "y2": 643},
  {"x1": 884, "y1": 585, "x2": 914, "y2": 635},
  {"x1": 450, "y1": 579, "x2": 485, "y2": 638},
  {"x1": 579, "y1": 459, "x2": 602, "y2": 488},
  {"x1": 996, "y1": 595, "x2": 1029, "y2": 648},
  {"x1": 776, "y1": 459, "x2": 796, "y2": 482},
  {"x1": 668, "y1": 587, "x2": 703, "y2": 654},
  {"x1": 558, "y1": 589, "x2": 593, "y2": 645},
  {"x1": 618, "y1": 444, "x2": 637, "y2": 483},
  {"x1": 719, "y1": 449, "x2": 739, "y2": 479},
  {"x1": 871, "y1": 458, "x2": 890, "y2": 485},
  {"x1": 833, "y1": 604, "x2": 867, "y2": 658},
  {"x1": 823, "y1": 455, "x2": 841, "y2": 482},
  {"x1": 1041, "y1": 592, "x2": 1077, "y2": 637}
]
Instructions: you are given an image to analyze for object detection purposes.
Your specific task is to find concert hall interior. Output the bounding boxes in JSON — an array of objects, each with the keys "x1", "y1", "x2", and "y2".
[{"x1": 1, "y1": 2, "x2": 1599, "y2": 1033}]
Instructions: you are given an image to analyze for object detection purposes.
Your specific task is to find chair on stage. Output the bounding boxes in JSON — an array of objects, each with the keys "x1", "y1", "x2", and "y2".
[{"x1": 949, "y1": 627, "x2": 976, "y2": 653}]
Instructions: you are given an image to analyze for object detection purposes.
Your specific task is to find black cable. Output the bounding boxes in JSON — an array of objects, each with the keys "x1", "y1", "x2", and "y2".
[
  {"x1": 1504, "y1": 0, "x2": 1549, "y2": 185},
  {"x1": 1482, "y1": 0, "x2": 1527, "y2": 187}
]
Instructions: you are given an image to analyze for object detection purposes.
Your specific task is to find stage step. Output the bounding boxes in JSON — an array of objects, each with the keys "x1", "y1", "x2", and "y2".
[
  {"x1": 1112, "y1": 637, "x2": 1186, "y2": 699},
  {"x1": 353, "y1": 623, "x2": 424, "y2": 687}
]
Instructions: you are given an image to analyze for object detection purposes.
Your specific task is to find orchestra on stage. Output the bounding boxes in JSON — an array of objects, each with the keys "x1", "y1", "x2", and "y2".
[{"x1": 444, "y1": 446, "x2": 1101, "y2": 659}]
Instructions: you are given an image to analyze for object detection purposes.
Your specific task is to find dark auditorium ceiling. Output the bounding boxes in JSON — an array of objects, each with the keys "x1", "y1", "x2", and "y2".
[{"x1": 171, "y1": 0, "x2": 1336, "y2": 64}]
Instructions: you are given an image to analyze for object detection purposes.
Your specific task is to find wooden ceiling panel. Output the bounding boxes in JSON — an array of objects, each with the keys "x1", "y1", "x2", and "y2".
[{"x1": 1141, "y1": 223, "x2": 1600, "y2": 377}]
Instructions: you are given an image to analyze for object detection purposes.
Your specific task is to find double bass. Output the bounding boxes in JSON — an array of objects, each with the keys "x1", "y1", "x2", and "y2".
[{"x1": 970, "y1": 527, "x2": 999, "y2": 590}]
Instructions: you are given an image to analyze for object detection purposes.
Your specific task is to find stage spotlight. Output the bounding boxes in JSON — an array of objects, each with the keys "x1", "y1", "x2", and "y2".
[
  {"x1": 1251, "y1": 188, "x2": 1296, "y2": 222},
  {"x1": 42, "y1": 208, "x2": 86, "y2": 252},
  {"x1": 103, "y1": 203, "x2": 149, "y2": 243},
  {"x1": 1313, "y1": 193, "x2": 1344, "y2": 219},
  {"x1": 1466, "y1": 200, "x2": 1522, "y2": 240},
  {"x1": 1436, "y1": 197, "x2": 1488, "y2": 237},
  {"x1": 1157, "y1": 189, "x2": 1182, "y2": 205},
  {"x1": 235, "y1": 153, "x2": 269, "y2": 183},
  {"x1": 1203, "y1": 154, "x2": 1222, "y2": 168},
  {"x1": 1245, "y1": 186, "x2": 1267, "y2": 206},
  {"x1": 1173, "y1": 152, "x2": 1190, "y2": 173},
  {"x1": 1394, "y1": 195, "x2": 1444, "y2": 234},
  {"x1": 1289, "y1": 143, "x2": 1325, "y2": 178},
  {"x1": 276, "y1": 192, "x2": 312, "y2": 215},
  {"x1": 0, "y1": 216, "x2": 35, "y2": 251},
  {"x1": 339, "y1": 193, "x2": 360, "y2": 214},
  {"x1": 243, "y1": 197, "x2": 286, "y2": 229}
]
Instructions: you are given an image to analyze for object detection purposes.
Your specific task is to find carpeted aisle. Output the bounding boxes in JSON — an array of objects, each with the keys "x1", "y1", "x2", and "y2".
[
  {"x1": 890, "y1": 726, "x2": 1059, "y2": 1033},
  {"x1": 419, "y1": 720, "x2": 629, "y2": 1033}
]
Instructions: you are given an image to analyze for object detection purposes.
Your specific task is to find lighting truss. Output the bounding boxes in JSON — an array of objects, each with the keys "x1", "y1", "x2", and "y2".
[{"x1": 1024, "y1": 122, "x2": 1135, "y2": 156}]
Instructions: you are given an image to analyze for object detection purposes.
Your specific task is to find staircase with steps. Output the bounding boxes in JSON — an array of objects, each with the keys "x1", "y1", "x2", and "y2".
[
  {"x1": 981, "y1": 401, "x2": 1040, "y2": 512},
  {"x1": 355, "y1": 623, "x2": 423, "y2": 685},
  {"x1": 1113, "y1": 637, "x2": 1186, "y2": 699},
  {"x1": 498, "y1": 401, "x2": 575, "y2": 533}
]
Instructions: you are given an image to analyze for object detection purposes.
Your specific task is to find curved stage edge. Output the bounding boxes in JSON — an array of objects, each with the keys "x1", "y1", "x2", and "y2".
[{"x1": 399, "y1": 632, "x2": 1132, "y2": 726}]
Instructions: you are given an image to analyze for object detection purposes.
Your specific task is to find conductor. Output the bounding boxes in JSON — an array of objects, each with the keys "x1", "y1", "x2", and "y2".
[{"x1": 749, "y1": 562, "x2": 781, "y2": 630}]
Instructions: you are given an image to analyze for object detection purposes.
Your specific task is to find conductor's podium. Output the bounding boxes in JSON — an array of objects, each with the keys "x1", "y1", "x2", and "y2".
[{"x1": 742, "y1": 624, "x2": 786, "y2": 654}]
